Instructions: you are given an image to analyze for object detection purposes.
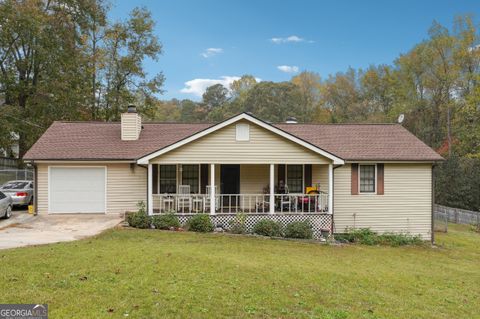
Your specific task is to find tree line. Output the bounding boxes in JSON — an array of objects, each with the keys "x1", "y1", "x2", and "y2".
[{"x1": 0, "y1": 1, "x2": 479, "y2": 210}]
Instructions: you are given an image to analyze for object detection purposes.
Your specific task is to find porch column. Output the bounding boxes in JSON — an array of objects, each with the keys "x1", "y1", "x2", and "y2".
[
  {"x1": 210, "y1": 164, "x2": 216, "y2": 215},
  {"x1": 328, "y1": 163, "x2": 333, "y2": 214},
  {"x1": 148, "y1": 163, "x2": 153, "y2": 215},
  {"x1": 269, "y1": 164, "x2": 275, "y2": 214}
]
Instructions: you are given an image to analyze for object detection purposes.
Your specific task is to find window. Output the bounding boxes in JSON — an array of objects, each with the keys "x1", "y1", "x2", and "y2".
[
  {"x1": 182, "y1": 165, "x2": 199, "y2": 193},
  {"x1": 0, "y1": 191, "x2": 5, "y2": 200},
  {"x1": 286, "y1": 165, "x2": 303, "y2": 193},
  {"x1": 360, "y1": 165, "x2": 376, "y2": 193},
  {"x1": 159, "y1": 165, "x2": 176, "y2": 193},
  {"x1": 236, "y1": 123, "x2": 250, "y2": 141},
  {"x1": 2, "y1": 181, "x2": 29, "y2": 189}
]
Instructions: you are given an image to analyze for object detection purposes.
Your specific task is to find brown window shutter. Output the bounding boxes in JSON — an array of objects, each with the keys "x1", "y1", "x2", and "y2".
[
  {"x1": 200, "y1": 164, "x2": 209, "y2": 194},
  {"x1": 304, "y1": 164, "x2": 312, "y2": 188},
  {"x1": 152, "y1": 164, "x2": 158, "y2": 194},
  {"x1": 351, "y1": 163, "x2": 359, "y2": 195},
  {"x1": 277, "y1": 164, "x2": 285, "y2": 184},
  {"x1": 377, "y1": 164, "x2": 384, "y2": 195}
]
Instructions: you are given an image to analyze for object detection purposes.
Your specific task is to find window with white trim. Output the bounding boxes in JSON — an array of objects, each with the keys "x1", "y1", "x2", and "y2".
[
  {"x1": 359, "y1": 165, "x2": 376, "y2": 193},
  {"x1": 159, "y1": 165, "x2": 177, "y2": 193},
  {"x1": 286, "y1": 165, "x2": 303, "y2": 193}
]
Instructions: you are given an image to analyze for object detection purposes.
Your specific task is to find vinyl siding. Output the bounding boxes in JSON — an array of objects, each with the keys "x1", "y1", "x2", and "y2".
[
  {"x1": 151, "y1": 121, "x2": 331, "y2": 164},
  {"x1": 106, "y1": 164, "x2": 147, "y2": 213},
  {"x1": 240, "y1": 164, "x2": 270, "y2": 194},
  {"x1": 36, "y1": 163, "x2": 146, "y2": 214},
  {"x1": 333, "y1": 163, "x2": 432, "y2": 239},
  {"x1": 121, "y1": 113, "x2": 141, "y2": 140},
  {"x1": 312, "y1": 164, "x2": 329, "y2": 192}
]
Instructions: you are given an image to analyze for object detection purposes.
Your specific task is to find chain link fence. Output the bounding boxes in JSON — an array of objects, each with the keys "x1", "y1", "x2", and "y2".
[
  {"x1": 434, "y1": 204, "x2": 480, "y2": 233},
  {"x1": 0, "y1": 169, "x2": 34, "y2": 186}
]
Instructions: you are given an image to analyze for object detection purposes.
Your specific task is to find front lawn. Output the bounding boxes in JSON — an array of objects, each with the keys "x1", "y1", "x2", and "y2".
[{"x1": 1, "y1": 224, "x2": 479, "y2": 318}]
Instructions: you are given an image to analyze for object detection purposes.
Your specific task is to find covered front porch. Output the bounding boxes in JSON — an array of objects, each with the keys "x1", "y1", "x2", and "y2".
[{"x1": 147, "y1": 163, "x2": 333, "y2": 215}]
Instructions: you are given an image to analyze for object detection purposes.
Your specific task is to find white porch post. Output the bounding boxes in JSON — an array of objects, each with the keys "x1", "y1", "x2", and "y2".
[
  {"x1": 269, "y1": 164, "x2": 275, "y2": 214},
  {"x1": 148, "y1": 163, "x2": 153, "y2": 215},
  {"x1": 210, "y1": 164, "x2": 216, "y2": 215},
  {"x1": 328, "y1": 163, "x2": 333, "y2": 214}
]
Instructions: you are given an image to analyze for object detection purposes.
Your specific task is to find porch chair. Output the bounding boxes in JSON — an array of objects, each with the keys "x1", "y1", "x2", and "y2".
[
  {"x1": 203, "y1": 185, "x2": 218, "y2": 212},
  {"x1": 177, "y1": 185, "x2": 191, "y2": 213},
  {"x1": 280, "y1": 185, "x2": 294, "y2": 212}
]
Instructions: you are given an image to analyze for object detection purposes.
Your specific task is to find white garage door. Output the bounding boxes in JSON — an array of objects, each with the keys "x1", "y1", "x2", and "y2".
[{"x1": 49, "y1": 167, "x2": 106, "y2": 213}]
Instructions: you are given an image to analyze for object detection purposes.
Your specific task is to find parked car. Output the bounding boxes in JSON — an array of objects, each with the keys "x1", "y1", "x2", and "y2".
[
  {"x1": 0, "y1": 180, "x2": 34, "y2": 207},
  {"x1": 0, "y1": 191, "x2": 12, "y2": 219}
]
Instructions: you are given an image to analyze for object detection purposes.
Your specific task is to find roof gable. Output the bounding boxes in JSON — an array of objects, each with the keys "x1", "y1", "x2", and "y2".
[{"x1": 136, "y1": 113, "x2": 345, "y2": 164}]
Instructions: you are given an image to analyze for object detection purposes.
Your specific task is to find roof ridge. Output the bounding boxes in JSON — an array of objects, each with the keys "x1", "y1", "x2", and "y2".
[
  {"x1": 53, "y1": 120, "x2": 215, "y2": 125},
  {"x1": 53, "y1": 120, "x2": 399, "y2": 126},
  {"x1": 275, "y1": 123, "x2": 399, "y2": 126}
]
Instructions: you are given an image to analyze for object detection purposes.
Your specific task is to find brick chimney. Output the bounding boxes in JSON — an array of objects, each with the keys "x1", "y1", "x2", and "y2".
[{"x1": 121, "y1": 105, "x2": 142, "y2": 141}]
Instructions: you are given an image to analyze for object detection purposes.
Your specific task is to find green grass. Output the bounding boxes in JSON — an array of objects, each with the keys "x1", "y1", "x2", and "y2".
[{"x1": 1, "y1": 224, "x2": 479, "y2": 319}]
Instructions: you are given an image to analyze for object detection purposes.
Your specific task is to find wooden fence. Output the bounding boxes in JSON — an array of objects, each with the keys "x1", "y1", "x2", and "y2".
[
  {"x1": 434, "y1": 204, "x2": 480, "y2": 225},
  {"x1": 0, "y1": 157, "x2": 19, "y2": 169}
]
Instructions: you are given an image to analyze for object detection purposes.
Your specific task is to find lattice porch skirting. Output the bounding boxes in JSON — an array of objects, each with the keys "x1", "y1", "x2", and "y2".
[{"x1": 175, "y1": 213, "x2": 333, "y2": 239}]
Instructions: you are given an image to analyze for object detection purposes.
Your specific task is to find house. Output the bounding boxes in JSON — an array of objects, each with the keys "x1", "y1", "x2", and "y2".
[{"x1": 23, "y1": 106, "x2": 443, "y2": 240}]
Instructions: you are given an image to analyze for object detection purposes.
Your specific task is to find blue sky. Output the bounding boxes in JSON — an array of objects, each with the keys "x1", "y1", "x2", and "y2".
[{"x1": 110, "y1": 0, "x2": 480, "y2": 100}]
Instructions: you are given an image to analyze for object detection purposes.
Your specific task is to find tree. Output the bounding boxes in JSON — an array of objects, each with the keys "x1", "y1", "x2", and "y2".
[
  {"x1": 243, "y1": 81, "x2": 303, "y2": 122},
  {"x1": 202, "y1": 84, "x2": 229, "y2": 110},
  {"x1": 230, "y1": 75, "x2": 257, "y2": 101},
  {"x1": 100, "y1": 7, "x2": 164, "y2": 121},
  {"x1": 291, "y1": 71, "x2": 322, "y2": 123},
  {"x1": 0, "y1": 1, "x2": 165, "y2": 159},
  {"x1": 0, "y1": 0, "x2": 103, "y2": 157}
]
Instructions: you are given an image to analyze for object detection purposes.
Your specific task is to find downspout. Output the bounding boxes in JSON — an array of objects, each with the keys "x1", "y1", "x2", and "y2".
[
  {"x1": 135, "y1": 163, "x2": 148, "y2": 214},
  {"x1": 330, "y1": 164, "x2": 343, "y2": 236},
  {"x1": 33, "y1": 161, "x2": 38, "y2": 216},
  {"x1": 431, "y1": 163, "x2": 436, "y2": 245}
]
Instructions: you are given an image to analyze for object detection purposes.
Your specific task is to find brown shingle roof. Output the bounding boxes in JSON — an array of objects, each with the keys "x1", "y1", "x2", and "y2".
[
  {"x1": 23, "y1": 120, "x2": 443, "y2": 162},
  {"x1": 23, "y1": 122, "x2": 212, "y2": 161},
  {"x1": 274, "y1": 123, "x2": 443, "y2": 161}
]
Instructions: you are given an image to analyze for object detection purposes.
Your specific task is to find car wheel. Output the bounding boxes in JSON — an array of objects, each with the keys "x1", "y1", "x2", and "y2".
[{"x1": 4, "y1": 205, "x2": 12, "y2": 219}]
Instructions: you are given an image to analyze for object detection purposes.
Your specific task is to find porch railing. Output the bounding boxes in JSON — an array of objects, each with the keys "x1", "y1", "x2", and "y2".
[{"x1": 152, "y1": 193, "x2": 328, "y2": 214}]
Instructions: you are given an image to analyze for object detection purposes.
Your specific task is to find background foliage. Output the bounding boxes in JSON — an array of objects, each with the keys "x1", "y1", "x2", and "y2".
[{"x1": 1, "y1": 1, "x2": 479, "y2": 210}]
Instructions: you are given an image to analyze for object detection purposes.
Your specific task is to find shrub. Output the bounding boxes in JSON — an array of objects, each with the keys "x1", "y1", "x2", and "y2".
[
  {"x1": 253, "y1": 219, "x2": 283, "y2": 237},
  {"x1": 186, "y1": 214, "x2": 214, "y2": 232},
  {"x1": 470, "y1": 222, "x2": 480, "y2": 233},
  {"x1": 377, "y1": 233, "x2": 423, "y2": 246},
  {"x1": 336, "y1": 228, "x2": 423, "y2": 246},
  {"x1": 229, "y1": 213, "x2": 248, "y2": 234},
  {"x1": 126, "y1": 201, "x2": 151, "y2": 229},
  {"x1": 152, "y1": 213, "x2": 180, "y2": 230},
  {"x1": 284, "y1": 221, "x2": 313, "y2": 239}
]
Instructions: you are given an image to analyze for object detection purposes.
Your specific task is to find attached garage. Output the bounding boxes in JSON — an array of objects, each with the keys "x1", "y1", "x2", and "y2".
[{"x1": 49, "y1": 167, "x2": 106, "y2": 213}]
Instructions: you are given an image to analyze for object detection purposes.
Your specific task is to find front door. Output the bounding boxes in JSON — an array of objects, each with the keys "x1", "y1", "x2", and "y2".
[{"x1": 220, "y1": 165, "x2": 240, "y2": 208}]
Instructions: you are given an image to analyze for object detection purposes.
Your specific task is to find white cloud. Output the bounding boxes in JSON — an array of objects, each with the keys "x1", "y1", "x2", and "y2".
[
  {"x1": 277, "y1": 65, "x2": 299, "y2": 73},
  {"x1": 180, "y1": 76, "x2": 262, "y2": 97},
  {"x1": 180, "y1": 76, "x2": 241, "y2": 97},
  {"x1": 270, "y1": 35, "x2": 312, "y2": 44},
  {"x1": 201, "y1": 48, "x2": 223, "y2": 58},
  {"x1": 468, "y1": 44, "x2": 480, "y2": 52}
]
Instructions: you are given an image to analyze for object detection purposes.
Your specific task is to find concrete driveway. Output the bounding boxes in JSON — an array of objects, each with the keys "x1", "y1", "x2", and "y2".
[{"x1": 0, "y1": 209, "x2": 123, "y2": 250}]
